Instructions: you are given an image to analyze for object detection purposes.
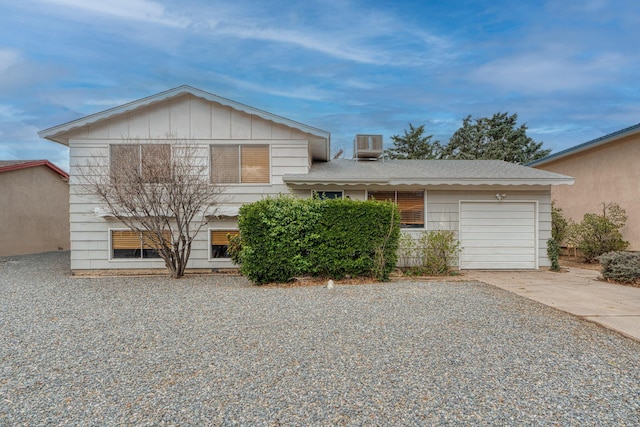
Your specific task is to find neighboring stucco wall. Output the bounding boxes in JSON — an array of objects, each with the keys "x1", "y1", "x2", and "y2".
[
  {"x1": 0, "y1": 166, "x2": 69, "y2": 256},
  {"x1": 67, "y1": 94, "x2": 316, "y2": 271},
  {"x1": 534, "y1": 134, "x2": 640, "y2": 250}
]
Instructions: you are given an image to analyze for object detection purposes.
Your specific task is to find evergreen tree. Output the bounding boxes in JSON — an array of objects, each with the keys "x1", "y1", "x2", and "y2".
[
  {"x1": 385, "y1": 123, "x2": 441, "y2": 159},
  {"x1": 441, "y1": 112, "x2": 550, "y2": 164}
]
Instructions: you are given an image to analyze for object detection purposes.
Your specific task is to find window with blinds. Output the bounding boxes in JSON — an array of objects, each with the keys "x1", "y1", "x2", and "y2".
[
  {"x1": 111, "y1": 144, "x2": 171, "y2": 183},
  {"x1": 211, "y1": 230, "x2": 239, "y2": 258},
  {"x1": 368, "y1": 191, "x2": 424, "y2": 228},
  {"x1": 210, "y1": 145, "x2": 269, "y2": 184},
  {"x1": 111, "y1": 230, "x2": 171, "y2": 259}
]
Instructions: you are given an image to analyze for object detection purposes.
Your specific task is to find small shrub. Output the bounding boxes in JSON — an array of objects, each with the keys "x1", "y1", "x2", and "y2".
[
  {"x1": 599, "y1": 251, "x2": 640, "y2": 284},
  {"x1": 547, "y1": 238, "x2": 561, "y2": 272},
  {"x1": 397, "y1": 230, "x2": 460, "y2": 275},
  {"x1": 571, "y1": 203, "x2": 629, "y2": 263},
  {"x1": 551, "y1": 202, "x2": 569, "y2": 244}
]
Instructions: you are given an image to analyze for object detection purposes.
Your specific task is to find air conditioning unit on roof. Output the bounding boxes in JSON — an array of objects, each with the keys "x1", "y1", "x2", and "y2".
[{"x1": 354, "y1": 134, "x2": 383, "y2": 159}]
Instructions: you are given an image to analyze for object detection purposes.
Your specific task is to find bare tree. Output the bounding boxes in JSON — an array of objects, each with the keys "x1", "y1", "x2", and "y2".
[{"x1": 78, "y1": 137, "x2": 223, "y2": 278}]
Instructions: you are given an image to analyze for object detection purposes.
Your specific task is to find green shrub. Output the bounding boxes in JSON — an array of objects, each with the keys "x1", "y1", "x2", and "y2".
[
  {"x1": 397, "y1": 230, "x2": 460, "y2": 275},
  {"x1": 547, "y1": 238, "x2": 561, "y2": 272},
  {"x1": 599, "y1": 251, "x2": 640, "y2": 284},
  {"x1": 551, "y1": 202, "x2": 569, "y2": 244},
  {"x1": 572, "y1": 203, "x2": 629, "y2": 262},
  {"x1": 236, "y1": 195, "x2": 400, "y2": 284}
]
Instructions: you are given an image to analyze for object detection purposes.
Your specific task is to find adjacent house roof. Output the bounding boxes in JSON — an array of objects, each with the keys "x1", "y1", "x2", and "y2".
[
  {"x1": 38, "y1": 85, "x2": 331, "y2": 159},
  {"x1": 283, "y1": 159, "x2": 574, "y2": 186},
  {"x1": 528, "y1": 122, "x2": 640, "y2": 167},
  {"x1": 0, "y1": 160, "x2": 69, "y2": 179}
]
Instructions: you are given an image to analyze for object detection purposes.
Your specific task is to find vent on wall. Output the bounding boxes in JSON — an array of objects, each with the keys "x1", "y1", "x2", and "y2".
[{"x1": 354, "y1": 134, "x2": 383, "y2": 160}]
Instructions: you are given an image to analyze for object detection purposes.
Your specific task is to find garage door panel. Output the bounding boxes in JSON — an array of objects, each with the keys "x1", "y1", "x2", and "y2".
[
  {"x1": 460, "y1": 210, "x2": 535, "y2": 220},
  {"x1": 460, "y1": 202, "x2": 536, "y2": 270},
  {"x1": 460, "y1": 218, "x2": 535, "y2": 227},
  {"x1": 460, "y1": 225, "x2": 535, "y2": 234},
  {"x1": 462, "y1": 239, "x2": 535, "y2": 248},
  {"x1": 461, "y1": 232, "x2": 535, "y2": 241},
  {"x1": 460, "y1": 203, "x2": 534, "y2": 212},
  {"x1": 462, "y1": 246, "x2": 536, "y2": 255}
]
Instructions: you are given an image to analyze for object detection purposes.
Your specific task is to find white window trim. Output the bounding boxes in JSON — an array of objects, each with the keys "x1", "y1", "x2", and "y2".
[
  {"x1": 108, "y1": 228, "x2": 166, "y2": 262},
  {"x1": 209, "y1": 143, "x2": 272, "y2": 186},
  {"x1": 208, "y1": 227, "x2": 239, "y2": 261}
]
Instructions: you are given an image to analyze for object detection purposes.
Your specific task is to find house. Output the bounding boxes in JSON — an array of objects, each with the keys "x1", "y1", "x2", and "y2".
[
  {"x1": 39, "y1": 85, "x2": 573, "y2": 273},
  {"x1": 529, "y1": 123, "x2": 640, "y2": 250},
  {"x1": 0, "y1": 160, "x2": 70, "y2": 256}
]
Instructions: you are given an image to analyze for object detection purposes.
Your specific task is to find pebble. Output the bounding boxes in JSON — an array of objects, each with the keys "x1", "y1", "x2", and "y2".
[{"x1": 1, "y1": 251, "x2": 639, "y2": 425}]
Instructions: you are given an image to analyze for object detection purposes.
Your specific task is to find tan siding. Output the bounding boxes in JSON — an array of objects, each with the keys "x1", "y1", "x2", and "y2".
[{"x1": 0, "y1": 166, "x2": 69, "y2": 256}]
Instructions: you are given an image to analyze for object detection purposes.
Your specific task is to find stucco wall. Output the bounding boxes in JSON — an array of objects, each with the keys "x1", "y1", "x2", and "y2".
[
  {"x1": 0, "y1": 166, "x2": 70, "y2": 256},
  {"x1": 534, "y1": 134, "x2": 640, "y2": 250}
]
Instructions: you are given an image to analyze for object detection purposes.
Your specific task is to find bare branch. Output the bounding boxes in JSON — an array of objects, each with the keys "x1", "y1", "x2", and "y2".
[{"x1": 77, "y1": 136, "x2": 225, "y2": 278}]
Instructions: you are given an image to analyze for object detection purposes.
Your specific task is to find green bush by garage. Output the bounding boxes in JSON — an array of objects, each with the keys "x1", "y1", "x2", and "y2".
[{"x1": 231, "y1": 196, "x2": 400, "y2": 285}]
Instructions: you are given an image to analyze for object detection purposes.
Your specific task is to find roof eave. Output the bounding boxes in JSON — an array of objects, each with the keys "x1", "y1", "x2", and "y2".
[
  {"x1": 38, "y1": 86, "x2": 331, "y2": 159},
  {"x1": 0, "y1": 160, "x2": 69, "y2": 179},
  {"x1": 529, "y1": 123, "x2": 640, "y2": 167},
  {"x1": 283, "y1": 178, "x2": 575, "y2": 186}
]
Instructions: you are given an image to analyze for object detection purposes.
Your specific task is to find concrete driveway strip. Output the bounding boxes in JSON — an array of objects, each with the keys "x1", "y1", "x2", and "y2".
[{"x1": 468, "y1": 268, "x2": 640, "y2": 341}]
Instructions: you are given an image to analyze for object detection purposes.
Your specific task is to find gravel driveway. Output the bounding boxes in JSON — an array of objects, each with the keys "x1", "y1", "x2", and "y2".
[{"x1": 1, "y1": 252, "x2": 639, "y2": 426}]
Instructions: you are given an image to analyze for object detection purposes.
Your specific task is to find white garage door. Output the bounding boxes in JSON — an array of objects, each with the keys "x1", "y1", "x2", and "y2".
[{"x1": 459, "y1": 202, "x2": 536, "y2": 270}]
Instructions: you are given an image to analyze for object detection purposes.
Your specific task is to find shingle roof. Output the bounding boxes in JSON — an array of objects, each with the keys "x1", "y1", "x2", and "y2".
[
  {"x1": 0, "y1": 160, "x2": 69, "y2": 179},
  {"x1": 283, "y1": 159, "x2": 573, "y2": 186},
  {"x1": 528, "y1": 122, "x2": 640, "y2": 167}
]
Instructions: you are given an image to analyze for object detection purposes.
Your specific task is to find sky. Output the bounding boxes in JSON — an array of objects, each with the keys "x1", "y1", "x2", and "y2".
[{"x1": 1, "y1": 0, "x2": 640, "y2": 170}]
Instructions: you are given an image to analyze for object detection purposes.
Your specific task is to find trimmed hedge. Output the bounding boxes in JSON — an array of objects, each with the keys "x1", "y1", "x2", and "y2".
[
  {"x1": 235, "y1": 196, "x2": 400, "y2": 284},
  {"x1": 599, "y1": 251, "x2": 640, "y2": 284}
]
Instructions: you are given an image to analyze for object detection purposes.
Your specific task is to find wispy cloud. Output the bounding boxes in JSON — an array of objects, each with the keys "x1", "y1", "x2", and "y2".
[
  {"x1": 0, "y1": 49, "x2": 22, "y2": 73},
  {"x1": 38, "y1": 0, "x2": 189, "y2": 27},
  {"x1": 471, "y1": 51, "x2": 626, "y2": 93}
]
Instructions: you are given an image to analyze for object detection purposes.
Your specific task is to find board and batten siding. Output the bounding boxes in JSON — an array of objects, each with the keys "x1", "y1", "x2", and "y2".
[{"x1": 67, "y1": 94, "x2": 315, "y2": 271}]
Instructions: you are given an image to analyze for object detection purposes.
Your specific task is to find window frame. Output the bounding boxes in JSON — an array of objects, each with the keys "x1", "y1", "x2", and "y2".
[
  {"x1": 209, "y1": 228, "x2": 240, "y2": 260},
  {"x1": 366, "y1": 190, "x2": 426, "y2": 229},
  {"x1": 110, "y1": 143, "x2": 172, "y2": 184},
  {"x1": 109, "y1": 229, "x2": 171, "y2": 260},
  {"x1": 210, "y1": 144, "x2": 271, "y2": 185}
]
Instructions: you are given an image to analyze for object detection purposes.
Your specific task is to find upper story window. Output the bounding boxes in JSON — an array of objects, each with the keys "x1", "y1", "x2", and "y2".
[
  {"x1": 110, "y1": 144, "x2": 171, "y2": 183},
  {"x1": 368, "y1": 191, "x2": 424, "y2": 228},
  {"x1": 210, "y1": 145, "x2": 270, "y2": 184}
]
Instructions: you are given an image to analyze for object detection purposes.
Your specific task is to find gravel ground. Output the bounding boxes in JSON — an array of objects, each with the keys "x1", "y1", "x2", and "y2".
[{"x1": 1, "y1": 252, "x2": 639, "y2": 426}]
